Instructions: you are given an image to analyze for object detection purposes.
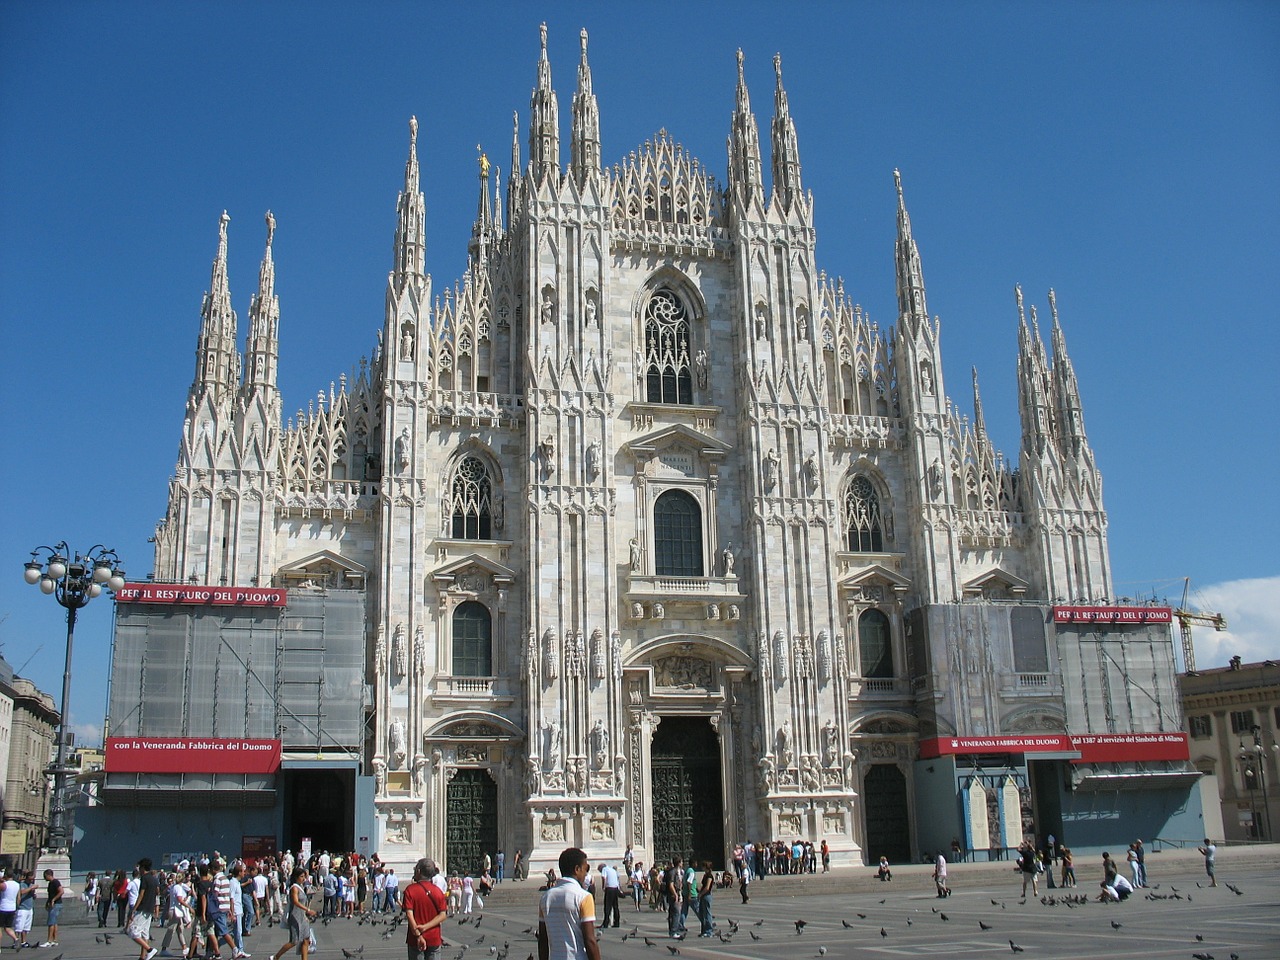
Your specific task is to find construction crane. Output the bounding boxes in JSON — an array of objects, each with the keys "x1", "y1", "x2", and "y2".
[{"x1": 1175, "y1": 576, "x2": 1226, "y2": 673}]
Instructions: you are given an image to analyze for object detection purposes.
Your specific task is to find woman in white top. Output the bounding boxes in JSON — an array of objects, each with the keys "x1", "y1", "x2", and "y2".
[
  {"x1": 159, "y1": 873, "x2": 193, "y2": 956},
  {"x1": 461, "y1": 875, "x2": 474, "y2": 915}
]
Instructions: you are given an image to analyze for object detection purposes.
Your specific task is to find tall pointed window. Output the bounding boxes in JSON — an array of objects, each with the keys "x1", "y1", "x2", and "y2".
[
  {"x1": 844, "y1": 476, "x2": 884, "y2": 552},
  {"x1": 859, "y1": 609, "x2": 894, "y2": 678},
  {"x1": 448, "y1": 456, "x2": 493, "y2": 540},
  {"x1": 644, "y1": 290, "x2": 693, "y2": 404},
  {"x1": 452, "y1": 601, "x2": 492, "y2": 676},
  {"x1": 653, "y1": 490, "x2": 703, "y2": 577}
]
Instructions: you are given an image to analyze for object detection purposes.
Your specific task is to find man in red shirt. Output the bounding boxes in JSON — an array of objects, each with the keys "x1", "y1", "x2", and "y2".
[{"x1": 402, "y1": 859, "x2": 448, "y2": 960}]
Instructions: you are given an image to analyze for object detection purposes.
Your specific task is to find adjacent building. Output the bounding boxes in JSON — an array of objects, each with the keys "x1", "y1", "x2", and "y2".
[
  {"x1": 1182, "y1": 658, "x2": 1280, "y2": 842},
  {"x1": 91, "y1": 27, "x2": 1204, "y2": 872},
  {"x1": 0, "y1": 658, "x2": 58, "y2": 873}
]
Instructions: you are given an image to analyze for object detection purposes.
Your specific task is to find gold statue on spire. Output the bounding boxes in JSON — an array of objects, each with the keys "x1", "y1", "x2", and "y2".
[{"x1": 477, "y1": 144, "x2": 490, "y2": 178}]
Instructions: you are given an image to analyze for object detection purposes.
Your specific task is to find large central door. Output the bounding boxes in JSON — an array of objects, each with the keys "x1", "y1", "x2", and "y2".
[
  {"x1": 650, "y1": 716, "x2": 724, "y2": 867},
  {"x1": 862, "y1": 763, "x2": 911, "y2": 863},
  {"x1": 446, "y1": 768, "x2": 497, "y2": 875}
]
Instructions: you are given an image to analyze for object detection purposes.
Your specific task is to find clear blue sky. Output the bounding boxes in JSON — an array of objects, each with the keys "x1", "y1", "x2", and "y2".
[{"x1": 2, "y1": 1, "x2": 1277, "y2": 745}]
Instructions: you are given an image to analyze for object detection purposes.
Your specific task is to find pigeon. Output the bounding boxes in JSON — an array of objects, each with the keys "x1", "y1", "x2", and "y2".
[
  {"x1": 1230, "y1": 954, "x2": 1240, "y2": 960},
  {"x1": 880, "y1": 928, "x2": 888, "y2": 938},
  {"x1": 630, "y1": 927, "x2": 641, "y2": 937},
  {"x1": 857, "y1": 913, "x2": 867, "y2": 919},
  {"x1": 980, "y1": 921, "x2": 993, "y2": 931},
  {"x1": 666, "y1": 947, "x2": 680, "y2": 956},
  {"x1": 95, "y1": 936, "x2": 105, "y2": 944},
  {"x1": 879, "y1": 899, "x2": 886, "y2": 905},
  {"x1": 754, "y1": 920, "x2": 765, "y2": 926},
  {"x1": 1010, "y1": 941, "x2": 1025, "y2": 953},
  {"x1": 795, "y1": 920, "x2": 807, "y2": 934},
  {"x1": 475, "y1": 917, "x2": 484, "y2": 928},
  {"x1": 342, "y1": 950, "x2": 365, "y2": 959},
  {"x1": 717, "y1": 932, "x2": 732, "y2": 943},
  {"x1": 749, "y1": 932, "x2": 761, "y2": 941},
  {"x1": 1196, "y1": 935, "x2": 1204, "y2": 942},
  {"x1": 906, "y1": 919, "x2": 913, "y2": 927},
  {"x1": 489, "y1": 948, "x2": 497, "y2": 955},
  {"x1": 522, "y1": 928, "x2": 534, "y2": 936},
  {"x1": 643, "y1": 938, "x2": 657, "y2": 948},
  {"x1": 1191, "y1": 954, "x2": 1214, "y2": 960},
  {"x1": 841, "y1": 920, "x2": 852, "y2": 929},
  {"x1": 460, "y1": 918, "x2": 471, "y2": 925},
  {"x1": 102, "y1": 935, "x2": 113, "y2": 945},
  {"x1": 992, "y1": 899, "x2": 1001, "y2": 906},
  {"x1": 818, "y1": 948, "x2": 827, "y2": 957},
  {"x1": 476, "y1": 936, "x2": 486, "y2": 945},
  {"x1": 1111, "y1": 922, "x2": 1123, "y2": 930},
  {"x1": 940, "y1": 913, "x2": 949, "y2": 922}
]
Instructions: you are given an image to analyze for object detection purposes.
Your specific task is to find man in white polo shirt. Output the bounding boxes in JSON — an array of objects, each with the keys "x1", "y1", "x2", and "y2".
[{"x1": 537, "y1": 848, "x2": 600, "y2": 960}]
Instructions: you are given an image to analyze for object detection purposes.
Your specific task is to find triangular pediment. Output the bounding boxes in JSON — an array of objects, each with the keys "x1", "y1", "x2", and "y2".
[
  {"x1": 962, "y1": 566, "x2": 1029, "y2": 597},
  {"x1": 430, "y1": 553, "x2": 517, "y2": 585},
  {"x1": 624, "y1": 423, "x2": 731, "y2": 462},
  {"x1": 277, "y1": 550, "x2": 367, "y2": 586},
  {"x1": 839, "y1": 563, "x2": 911, "y2": 593}
]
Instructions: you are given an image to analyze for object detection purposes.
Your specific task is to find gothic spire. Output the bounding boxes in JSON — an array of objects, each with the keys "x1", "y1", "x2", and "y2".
[
  {"x1": 193, "y1": 210, "x2": 239, "y2": 402},
  {"x1": 392, "y1": 116, "x2": 426, "y2": 294},
  {"x1": 470, "y1": 148, "x2": 494, "y2": 261},
  {"x1": 1016, "y1": 284, "x2": 1054, "y2": 456},
  {"x1": 1048, "y1": 288, "x2": 1089, "y2": 451},
  {"x1": 770, "y1": 53, "x2": 802, "y2": 212},
  {"x1": 893, "y1": 169, "x2": 928, "y2": 328},
  {"x1": 570, "y1": 27, "x2": 601, "y2": 186},
  {"x1": 971, "y1": 366, "x2": 987, "y2": 440},
  {"x1": 528, "y1": 23, "x2": 561, "y2": 184},
  {"x1": 243, "y1": 211, "x2": 280, "y2": 401},
  {"x1": 493, "y1": 165, "x2": 503, "y2": 233},
  {"x1": 727, "y1": 49, "x2": 764, "y2": 205},
  {"x1": 508, "y1": 110, "x2": 522, "y2": 226}
]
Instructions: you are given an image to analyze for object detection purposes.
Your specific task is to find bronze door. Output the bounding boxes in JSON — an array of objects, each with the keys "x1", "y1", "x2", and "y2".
[
  {"x1": 650, "y1": 716, "x2": 723, "y2": 867},
  {"x1": 862, "y1": 763, "x2": 911, "y2": 863},
  {"x1": 446, "y1": 768, "x2": 497, "y2": 875}
]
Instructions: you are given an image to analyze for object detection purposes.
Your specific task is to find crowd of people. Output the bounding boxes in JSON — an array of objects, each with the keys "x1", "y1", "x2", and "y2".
[{"x1": 0, "y1": 867, "x2": 65, "y2": 949}]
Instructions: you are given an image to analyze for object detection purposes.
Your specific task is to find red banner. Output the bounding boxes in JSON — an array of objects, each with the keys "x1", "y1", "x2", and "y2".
[
  {"x1": 918, "y1": 732, "x2": 1189, "y2": 763},
  {"x1": 1053, "y1": 605, "x2": 1172, "y2": 624},
  {"x1": 115, "y1": 583, "x2": 287, "y2": 607},
  {"x1": 106, "y1": 737, "x2": 282, "y2": 773}
]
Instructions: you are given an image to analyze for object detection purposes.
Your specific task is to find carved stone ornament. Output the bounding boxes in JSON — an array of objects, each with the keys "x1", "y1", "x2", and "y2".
[
  {"x1": 652, "y1": 602, "x2": 665, "y2": 619},
  {"x1": 566, "y1": 631, "x2": 585, "y2": 678},
  {"x1": 822, "y1": 717, "x2": 840, "y2": 766},
  {"x1": 540, "y1": 819, "x2": 566, "y2": 843},
  {"x1": 543, "y1": 627, "x2": 559, "y2": 679},
  {"x1": 773, "y1": 630, "x2": 789, "y2": 681},
  {"x1": 413, "y1": 624, "x2": 425, "y2": 676},
  {"x1": 590, "y1": 628, "x2": 606, "y2": 680},
  {"x1": 816, "y1": 629, "x2": 831, "y2": 683},
  {"x1": 757, "y1": 632, "x2": 771, "y2": 682},
  {"x1": 457, "y1": 744, "x2": 488, "y2": 764},
  {"x1": 374, "y1": 624, "x2": 386, "y2": 676},
  {"x1": 590, "y1": 818, "x2": 616, "y2": 841},
  {"x1": 388, "y1": 718, "x2": 407, "y2": 770},
  {"x1": 653, "y1": 655, "x2": 714, "y2": 690},
  {"x1": 392, "y1": 623, "x2": 407, "y2": 677},
  {"x1": 794, "y1": 634, "x2": 814, "y2": 678},
  {"x1": 525, "y1": 630, "x2": 539, "y2": 680},
  {"x1": 776, "y1": 719, "x2": 794, "y2": 768},
  {"x1": 610, "y1": 631, "x2": 623, "y2": 681},
  {"x1": 763, "y1": 448, "x2": 780, "y2": 493}
]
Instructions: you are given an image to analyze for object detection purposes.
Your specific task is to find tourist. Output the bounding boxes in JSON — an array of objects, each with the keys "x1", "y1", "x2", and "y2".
[
  {"x1": 933, "y1": 850, "x2": 949, "y2": 898},
  {"x1": 270, "y1": 868, "x2": 315, "y2": 960},
  {"x1": 402, "y1": 859, "x2": 448, "y2": 960},
  {"x1": 876, "y1": 856, "x2": 892, "y2": 881},
  {"x1": 0, "y1": 868, "x2": 22, "y2": 950},
  {"x1": 536, "y1": 848, "x2": 600, "y2": 960},
  {"x1": 1017, "y1": 842, "x2": 1040, "y2": 898},
  {"x1": 695, "y1": 863, "x2": 715, "y2": 938},
  {"x1": 126, "y1": 857, "x2": 160, "y2": 960},
  {"x1": 39, "y1": 868, "x2": 62, "y2": 949},
  {"x1": 1197, "y1": 839, "x2": 1217, "y2": 887},
  {"x1": 16, "y1": 870, "x2": 38, "y2": 948}
]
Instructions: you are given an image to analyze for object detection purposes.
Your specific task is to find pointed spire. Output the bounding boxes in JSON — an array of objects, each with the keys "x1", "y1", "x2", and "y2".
[
  {"x1": 770, "y1": 53, "x2": 802, "y2": 212},
  {"x1": 972, "y1": 366, "x2": 987, "y2": 439},
  {"x1": 470, "y1": 147, "x2": 494, "y2": 260},
  {"x1": 528, "y1": 22, "x2": 561, "y2": 183},
  {"x1": 507, "y1": 110, "x2": 522, "y2": 225},
  {"x1": 243, "y1": 211, "x2": 280, "y2": 400},
  {"x1": 1016, "y1": 284, "x2": 1054, "y2": 456},
  {"x1": 728, "y1": 49, "x2": 764, "y2": 205},
  {"x1": 392, "y1": 116, "x2": 426, "y2": 293},
  {"x1": 893, "y1": 170, "x2": 928, "y2": 327},
  {"x1": 493, "y1": 165, "x2": 503, "y2": 233},
  {"x1": 1048, "y1": 288, "x2": 1088, "y2": 450},
  {"x1": 193, "y1": 211, "x2": 239, "y2": 401},
  {"x1": 570, "y1": 27, "x2": 601, "y2": 186}
]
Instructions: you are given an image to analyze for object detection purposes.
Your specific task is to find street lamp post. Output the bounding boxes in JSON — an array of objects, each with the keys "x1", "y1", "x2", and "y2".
[
  {"x1": 23, "y1": 543, "x2": 125, "y2": 853},
  {"x1": 1239, "y1": 724, "x2": 1276, "y2": 842}
]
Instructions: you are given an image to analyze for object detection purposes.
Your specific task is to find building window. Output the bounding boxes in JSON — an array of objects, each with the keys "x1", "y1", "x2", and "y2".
[
  {"x1": 1189, "y1": 715, "x2": 1212, "y2": 739},
  {"x1": 844, "y1": 476, "x2": 884, "y2": 552},
  {"x1": 1230, "y1": 710, "x2": 1255, "y2": 734},
  {"x1": 653, "y1": 490, "x2": 703, "y2": 577},
  {"x1": 643, "y1": 290, "x2": 693, "y2": 404},
  {"x1": 858, "y1": 609, "x2": 894, "y2": 678},
  {"x1": 452, "y1": 601, "x2": 492, "y2": 677},
  {"x1": 448, "y1": 456, "x2": 493, "y2": 539},
  {"x1": 1011, "y1": 607, "x2": 1049, "y2": 673}
]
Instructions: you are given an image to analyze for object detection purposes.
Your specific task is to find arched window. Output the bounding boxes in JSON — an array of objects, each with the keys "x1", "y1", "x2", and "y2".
[
  {"x1": 653, "y1": 490, "x2": 703, "y2": 577},
  {"x1": 644, "y1": 290, "x2": 693, "y2": 404},
  {"x1": 845, "y1": 476, "x2": 884, "y2": 552},
  {"x1": 452, "y1": 601, "x2": 492, "y2": 677},
  {"x1": 859, "y1": 609, "x2": 894, "y2": 678},
  {"x1": 448, "y1": 456, "x2": 493, "y2": 540}
]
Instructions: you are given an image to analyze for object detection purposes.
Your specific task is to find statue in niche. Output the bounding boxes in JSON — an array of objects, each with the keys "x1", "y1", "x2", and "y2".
[
  {"x1": 758, "y1": 754, "x2": 776, "y2": 792},
  {"x1": 754, "y1": 303, "x2": 768, "y2": 340},
  {"x1": 590, "y1": 719, "x2": 610, "y2": 768},
  {"x1": 388, "y1": 719, "x2": 407, "y2": 770},
  {"x1": 800, "y1": 755, "x2": 821, "y2": 792},
  {"x1": 610, "y1": 632, "x2": 623, "y2": 680},
  {"x1": 400, "y1": 325, "x2": 415, "y2": 360},
  {"x1": 590, "y1": 628, "x2": 606, "y2": 680},
  {"x1": 802, "y1": 452, "x2": 820, "y2": 494},
  {"x1": 776, "y1": 720, "x2": 794, "y2": 768},
  {"x1": 542, "y1": 717, "x2": 563, "y2": 772},
  {"x1": 542, "y1": 627, "x2": 559, "y2": 679},
  {"x1": 524, "y1": 756, "x2": 542, "y2": 795},
  {"x1": 727, "y1": 604, "x2": 740, "y2": 620},
  {"x1": 372, "y1": 756, "x2": 386, "y2": 794},
  {"x1": 540, "y1": 288, "x2": 555, "y2": 325},
  {"x1": 413, "y1": 625, "x2": 425, "y2": 675},
  {"x1": 565, "y1": 632, "x2": 585, "y2": 678},
  {"x1": 721, "y1": 543, "x2": 735, "y2": 576},
  {"x1": 584, "y1": 295, "x2": 598, "y2": 327},
  {"x1": 538, "y1": 435, "x2": 556, "y2": 478},
  {"x1": 412, "y1": 753, "x2": 427, "y2": 793},
  {"x1": 374, "y1": 624, "x2": 386, "y2": 673},
  {"x1": 614, "y1": 755, "x2": 627, "y2": 795},
  {"x1": 628, "y1": 537, "x2": 643, "y2": 572},
  {"x1": 797, "y1": 311, "x2": 808, "y2": 341},
  {"x1": 586, "y1": 440, "x2": 601, "y2": 482},
  {"x1": 525, "y1": 630, "x2": 538, "y2": 679},
  {"x1": 695, "y1": 350, "x2": 709, "y2": 390},
  {"x1": 392, "y1": 624, "x2": 407, "y2": 676},
  {"x1": 822, "y1": 718, "x2": 840, "y2": 767},
  {"x1": 920, "y1": 362, "x2": 934, "y2": 395},
  {"x1": 763, "y1": 448, "x2": 780, "y2": 492},
  {"x1": 928, "y1": 458, "x2": 944, "y2": 498},
  {"x1": 395, "y1": 427, "x2": 411, "y2": 472}
]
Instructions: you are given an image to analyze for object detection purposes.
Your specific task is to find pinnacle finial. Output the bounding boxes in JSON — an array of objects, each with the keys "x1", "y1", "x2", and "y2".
[
  {"x1": 477, "y1": 144, "x2": 489, "y2": 178},
  {"x1": 540, "y1": 21, "x2": 548, "y2": 54},
  {"x1": 265, "y1": 210, "x2": 275, "y2": 248},
  {"x1": 409, "y1": 115, "x2": 418, "y2": 145},
  {"x1": 1015, "y1": 284, "x2": 1026, "y2": 325},
  {"x1": 580, "y1": 27, "x2": 588, "y2": 56},
  {"x1": 773, "y1": 52, "x2": 782, "y2": 81},
  {"x1": 219, "y1": 209, "x2": 230, "y2": 234},
  {"x1": 893, "y1": 168, "x2": 903, "y2": 203},
  {"x1": 1048, "y1": 287, "x2": 1059, "y2": 325},
  {"x1": 737, "y1": 48, "x2": 745, "y2": 80}
]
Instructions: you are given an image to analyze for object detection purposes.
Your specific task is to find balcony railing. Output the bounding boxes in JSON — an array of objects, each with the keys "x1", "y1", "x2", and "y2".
[
  {"x1": 627, "y1": 574, "x2": 741, "y2": 598},
  {"x1": 1016, "y1": 673, "x2": 1051, "y2": 689}
]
